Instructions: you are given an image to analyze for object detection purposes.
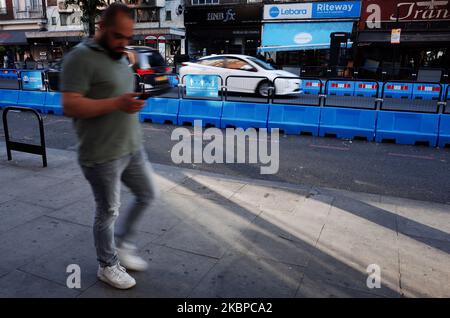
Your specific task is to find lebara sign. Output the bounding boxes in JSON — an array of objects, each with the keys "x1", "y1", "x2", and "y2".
[{"x1": 263, "y1": 1, "x2": 361, "y2": 20}]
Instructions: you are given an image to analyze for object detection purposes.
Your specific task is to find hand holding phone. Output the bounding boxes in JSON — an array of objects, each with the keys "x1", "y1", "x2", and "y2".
[
  {"x1": 137, "y1": 92, "x2": 152, "y2": 100},
  {"x1": 116, "y1": 93, "x2": 145, "y2": 114}
]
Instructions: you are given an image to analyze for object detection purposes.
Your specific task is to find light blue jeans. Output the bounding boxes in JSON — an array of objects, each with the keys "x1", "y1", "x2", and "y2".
[{"x1": 80, "y1": 148, "x2": 158, "y2": 267}]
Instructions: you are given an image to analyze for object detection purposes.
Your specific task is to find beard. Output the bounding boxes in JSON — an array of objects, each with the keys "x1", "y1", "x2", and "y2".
[{"x1": 98, "y1": 35, "x2": 124, "y2": 60}]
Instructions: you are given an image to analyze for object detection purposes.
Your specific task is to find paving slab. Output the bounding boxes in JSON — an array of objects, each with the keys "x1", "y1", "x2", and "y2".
[
  {"x1": 190, "y1": 251, "x2": 304, "y2": 298},
  {"x1": 79, "y1": 243, "x2": 218, "y2": 298}
]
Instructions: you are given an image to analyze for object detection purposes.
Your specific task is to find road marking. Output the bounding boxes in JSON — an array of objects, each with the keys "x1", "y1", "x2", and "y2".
[
  {"x1": 309, "y1": 144, "x2": 350, "y2": 151},
  {"x1": 142, "y1": 126, "x2": 165, "y2": 131},
  {"x1": 387, "y1": 152, "x2": 435, "y2": 160},
  {"x1": 44, "y1": 119, "x2": 70, "y2": 126}
]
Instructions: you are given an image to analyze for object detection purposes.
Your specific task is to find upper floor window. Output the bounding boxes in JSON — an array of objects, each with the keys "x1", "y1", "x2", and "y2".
[
  {"x1": 136, "y1": 8, "x2": 159, "y2": 23},
  {"x1": 15, "y1": 0, "x2": 41, "y2": 11},
  {"x1": 165, "y1": 10, "x2": 171, "y2": 21},
  {"x1": 192, "y1": 0, "x2": 219, "y2": 5},
  {"x1": 0, "y1": 0, "x2": 7, "y2": 15}
]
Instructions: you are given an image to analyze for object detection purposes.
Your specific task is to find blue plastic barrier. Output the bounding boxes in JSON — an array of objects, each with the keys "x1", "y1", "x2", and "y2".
[
  {"x1": 438, "y1": 87, "x2": 450, "y2": 147},
  {"x1": 220, "y1": 101, "x2": 269, "y2": 129},
  {"x1": 375, "y1": 111, "x2": 439, "y2": 146},
  {"x1": 438, "y1": 114, "x2": 450, "y2": 148},
  {"x1": 139, "y1": 97, "x2": 180, "y2": 125},
  {"x1": 412, "y1": 83, "x2": 441, "y2": 100},
  {"x1": 302, "y1": 79, "x2": 323, "y2": 95},
  {"x1": 177, "y1": 99, "x2": 223, "y2": 127},
  {"x1": 17, "y1": 90, "x2": 46, "y2": 112},
  {"x1": 354, "y1": 81, "x2": 379, "y2": 97},
  {"x1": 326, "y1": 80, "x2": 355, "y2": 96},
  {"x1": 319, "y1": 107, "x2": 377, "y2": 140},
  {"x1": 383, "y1": 82, "x2": 413, "y2": 99},
  {"x1": 268, "y1": 104, "x2": 320, "y2": 135},
  {"x1": 44, "y1": 92, "x2": 63, "y2": 115},
  {"x1": 0, "y1": 89, "x2": 19, "y2": 108}
]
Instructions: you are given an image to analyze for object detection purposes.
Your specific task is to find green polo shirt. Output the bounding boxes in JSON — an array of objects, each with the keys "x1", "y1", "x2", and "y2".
[{"x1": 60, "y1": 38, "x2": 142, "y2": 166}]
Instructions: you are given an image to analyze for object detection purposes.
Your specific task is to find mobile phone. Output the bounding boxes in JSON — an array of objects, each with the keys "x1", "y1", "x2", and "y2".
[{"x1": 137, "y1": 92, "x2": 151, "y2": 100}]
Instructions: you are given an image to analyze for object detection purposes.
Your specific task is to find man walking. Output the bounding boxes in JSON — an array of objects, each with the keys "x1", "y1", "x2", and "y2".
[{"x1": 61, "y1": 3, "x2": 158, "y2": 290}]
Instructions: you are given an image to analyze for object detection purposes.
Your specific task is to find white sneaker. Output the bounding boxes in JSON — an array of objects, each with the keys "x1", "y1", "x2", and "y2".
[
  {"x1": 97, "y1": 263, "x2": 136, "y2": 290},
  {"x1": 117, "y1": 242, "x2": 149, "y2": 272}
]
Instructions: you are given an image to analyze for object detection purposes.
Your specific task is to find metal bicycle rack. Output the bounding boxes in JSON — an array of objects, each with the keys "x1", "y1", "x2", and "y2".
[{"x1": 2, "y1": 106, "x2": 47, "y2": 167}]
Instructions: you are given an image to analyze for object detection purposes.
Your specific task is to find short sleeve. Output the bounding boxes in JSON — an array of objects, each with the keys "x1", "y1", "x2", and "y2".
[{"x1": 60, "y1": 48, "x2": 92, "y2": 95}]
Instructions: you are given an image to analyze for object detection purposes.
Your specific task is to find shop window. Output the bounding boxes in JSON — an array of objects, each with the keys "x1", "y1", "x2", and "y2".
[{"x1": 165, "y1": 10, "x2": 171, "y2": 21}]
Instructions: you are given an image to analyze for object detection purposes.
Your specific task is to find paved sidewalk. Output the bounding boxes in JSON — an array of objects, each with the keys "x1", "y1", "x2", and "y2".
[{"x1": 0, "y1": 143, "x2": 448, "y2": 298}]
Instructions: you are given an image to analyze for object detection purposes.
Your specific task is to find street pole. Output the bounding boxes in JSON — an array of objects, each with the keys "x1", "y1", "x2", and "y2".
[{"x1": 392, "y1": 4, "x2": 400, "y2": 79}]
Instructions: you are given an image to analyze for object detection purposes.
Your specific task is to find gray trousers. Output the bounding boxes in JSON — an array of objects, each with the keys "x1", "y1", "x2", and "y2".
[{"x1": 80, "y1": 148, "x2": 158, "y2": 267}]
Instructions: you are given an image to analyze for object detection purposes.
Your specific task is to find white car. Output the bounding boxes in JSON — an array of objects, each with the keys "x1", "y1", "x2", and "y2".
[{"x1": 179, "y1": 54, "x2": 301, "y2": 97}]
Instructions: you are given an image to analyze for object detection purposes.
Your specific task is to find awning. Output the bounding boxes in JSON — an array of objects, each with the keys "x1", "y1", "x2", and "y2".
[
  {"x1": 25, "y1": 31, "x2": 85, "y2": 39},
  {"x1": 0, "y1": 30, "x2": 31, "y2": 45},
  {"x1": 258, "y1": 21, "x2": 354, "y2": 53},
  {"x1": 358, "y1": 30, "x2": 450, "y2": 44},
  {"x1": 133, "y1": 27, "x2": 186, "y2": 40}
]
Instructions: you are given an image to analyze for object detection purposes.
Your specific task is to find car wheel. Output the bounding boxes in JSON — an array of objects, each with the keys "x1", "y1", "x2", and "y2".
[{"x1": 256, "y1": 81, "x2": 274, "y2": 97}]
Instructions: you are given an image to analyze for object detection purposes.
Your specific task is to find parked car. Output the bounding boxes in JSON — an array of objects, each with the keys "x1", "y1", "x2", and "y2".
[
  {"x1": 179, "y1": 54, "x2": 301, "y2": 97},
  {"x1": 124, "y1": 46, "x2": 172, "y2": 94}
]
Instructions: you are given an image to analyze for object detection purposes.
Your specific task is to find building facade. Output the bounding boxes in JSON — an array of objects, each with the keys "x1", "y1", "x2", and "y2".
[
  {"x1": 260, "y1": 0, "x2": 361, "y2": 75},
  {"x1": 0, "y1": 0, "x2": 186, "y2": 67},
  {"x1": 0, "y1": 0, "x2": 47, "y2": 68},
  {"x1": 184, "y1": 0, "x2": 263, "y2": 58},
  {"x1": 355, "y1": 0, "x2": 450, "y2": 81}
]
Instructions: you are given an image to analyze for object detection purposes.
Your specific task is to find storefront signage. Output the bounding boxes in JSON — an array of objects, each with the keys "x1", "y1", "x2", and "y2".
[
  {"x1": 185, "y1": 5, "x2": 262, "y2": 25},
  {"x1": 361, "y1": 0, "x2": 450, "y2": 29},
  {"x1": 185, "y1": 75, "x2": 219, "y2": 98},
  {"x1": 263, "y1": 1, "x2": 361, "y2": 20}
]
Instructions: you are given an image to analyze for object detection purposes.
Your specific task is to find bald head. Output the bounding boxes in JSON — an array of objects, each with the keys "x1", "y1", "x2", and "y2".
[{"x1": 98, "y1": 3, "x2": 134, "y2": 58}]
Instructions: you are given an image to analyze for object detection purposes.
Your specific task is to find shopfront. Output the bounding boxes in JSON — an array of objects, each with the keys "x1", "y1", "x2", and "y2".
[
  {"x1": 185, "y1": 5, "x2": 262, "y2": 58},
  {"x1": 260, "y1": 1, "x2": 361, "y2": 76},
  {"x1": 356, "y1": 0, "x2": 450, "y2": 81}
]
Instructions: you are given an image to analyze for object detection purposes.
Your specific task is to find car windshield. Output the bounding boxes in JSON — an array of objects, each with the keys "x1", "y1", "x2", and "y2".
[
  {"x1": 139, "y1": 51, "x2": 165, "y2": 69},
  {"x1": 247, "y1": 57, "x2": 276, "y2": 70}
]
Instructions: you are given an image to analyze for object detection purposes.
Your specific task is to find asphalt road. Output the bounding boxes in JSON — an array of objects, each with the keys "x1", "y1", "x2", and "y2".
[{"x1": 1, "y1": 108, "x2": 449, "y2": 204}]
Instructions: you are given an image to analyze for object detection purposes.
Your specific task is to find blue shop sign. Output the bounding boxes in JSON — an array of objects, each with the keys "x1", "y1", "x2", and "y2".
[
  {"x1": 312, "y1": 1, "x2": 361, "y2": 19},
  {"x1": 263, "y1": 1, "x2": 360, "y2": 20}
]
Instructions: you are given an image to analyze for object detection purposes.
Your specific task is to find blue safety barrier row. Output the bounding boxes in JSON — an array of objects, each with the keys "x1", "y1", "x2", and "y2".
[
  {"x1": 375, "y1": 111, "x2": 440, "y2": 146},
  {"x1": 438, "y1": 114, "x2": 450, "y2": 148},
  {"x1": 177, "y1": 99, "x2": 223, "y2": 128},
  {"x1": 0, "y1": 89, "x2": 19, "y2": 109},
  {"x1": 221, "y1": 101, "x2": 269, "y2": 129},
  {"x1": 319, "y1": 107, "x2": 377, "y2": 141},
  {"x1": 139, "y1": 97, "x2": 179, "y2": 125},
  {"x1": 268, "y1": 104, "x2": 320, "y2": 136},
  {"x1": 2, "y1": 76, "x2": 450, "y2": 148}
]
